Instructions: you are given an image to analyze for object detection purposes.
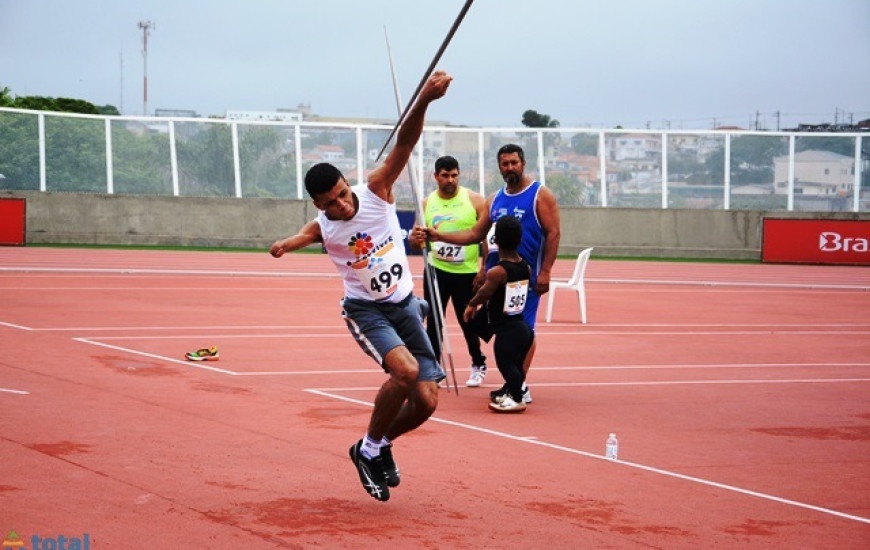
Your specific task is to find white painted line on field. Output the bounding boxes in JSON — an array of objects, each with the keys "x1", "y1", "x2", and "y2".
[
  {"x1": 587, "y1": 277, "x2": 870, "y2": 291},
  {"x1": 72, "y1": 337, "x2": 238, "y2": 375},
  {"x1": 0, "y1": 320, "x2": 33, "y2": 330},
  {"x1": 83, "y1": 333, "x2": 349, "y2": 341},
  {"x1": 529, "y1": 362, "x2": 870, "y2": 372},
  {"x1": 0, "y1": 267, "x2": 340, "y2": 278},
  {"x1": 0, "y1": 387, "x2": 30, "y2": 395},
  {"x1": 28, "y1": 325, "x2": 344, "y2": 332},
  {"x1": 2, "y1": 267, "x2": 866, "y2": 289},
  {"x1": 305, "y1": 388, "x2": 870, "y2": 526},
  {"x1": 505, "y1": 378, "x2": 870, "y2": 388}
]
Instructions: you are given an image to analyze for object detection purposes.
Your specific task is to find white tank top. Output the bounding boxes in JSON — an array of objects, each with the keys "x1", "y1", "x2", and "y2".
[{"x1": 317, "y1": 184, "x2": 413, "y2": 303}]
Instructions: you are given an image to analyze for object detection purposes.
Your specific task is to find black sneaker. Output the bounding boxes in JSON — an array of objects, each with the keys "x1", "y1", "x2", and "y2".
[
  {"x1": 489, "y1": 384, "x2": 508, "y2": 403},
  {"x1": 380, "y1": 443, "x2": 400, "y2": 487},
  {"x1": 348, "y1": 440, "x2": 390, "y2": 502}
]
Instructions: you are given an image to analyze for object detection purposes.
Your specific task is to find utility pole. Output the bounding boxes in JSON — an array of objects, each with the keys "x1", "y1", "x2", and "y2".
[
  {"x1": 774, "y1": 110, "x2": 780, "y2": 131},
  {"x1": 138, "y1": 20, "x2": 154, "y2": 116}
]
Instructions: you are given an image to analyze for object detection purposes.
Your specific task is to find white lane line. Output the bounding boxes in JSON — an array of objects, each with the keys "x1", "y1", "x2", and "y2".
[
  {"x1": 529, "y1": 362, "x2": 870, "y2": 371},
  {"x1": 586, "y1": 277, "x2": 870, "y2": 291},
  {"x1": 25, "y1": 325, "x2": 344, "y2": 332},
  {"x1": 305, "y1": 388, "x2": 870, "y2": 526},
  {"x1": 0, "y1": 320, "x2": 33, "y2": 330},
  {"x1": 72, "y1": 338, "x2": 238, "y2": 375},
  {"x1": 0, "y1": 267, "x2": 340, "y2": 277},
  {"x1": 14, "y1": 322, "x2": 870, "y2": 332},
  {"x1": 55, "y1": 331, "x2": 870, "y2": 340},
  {"x1": 81, "y1": 333, "x2": 349, "y2": 341},
  {"x1": 0, "y1": 388, "x2": 29, "y2": 395},
  {"x1": 308, "y1": 377, "x2": 870, "y2": 391},
  {"x1": 499, "y1": 378, "x2": 870, "y2": 388}
]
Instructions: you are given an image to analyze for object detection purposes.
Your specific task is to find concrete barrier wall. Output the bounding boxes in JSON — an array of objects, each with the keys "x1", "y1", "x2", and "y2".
[{"x1": 3, "y1": 190, "x2": 868, "y2": 259}]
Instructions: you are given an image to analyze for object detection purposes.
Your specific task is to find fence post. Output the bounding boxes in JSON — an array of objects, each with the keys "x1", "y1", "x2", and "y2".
[
  {"x1": 105, "y1": 118, "x2": 114, "y2": 194},
  {"x1": 723, "y1": 134, "x2": 731, "y2": 210},
  {"x1": 787, "y1": 135, "x2": 795, "y2": 211},
  {"x1": 661, "y1": 133, "x2": 668, "y2": 209},
  {"x1": 854, "y1": 135, "x2": 862, "y2": 213},
  {"x1": 295, "y1": 124, "x2": 303, "y2": 200},
  {"x1": 599, "y1": 131, "x2": 607, "y2": 207},
  {"x1": 477, "y1": 130, "x2": 485, "y2": 196},
  {"x1": 38, "y1": 113, "x2": 46, "y2": 192},
  {"x1": 169, "y1": 120, "x2": 180, "y2": 196},
  {"x1": 231, "y1": 122, "x2": 242, "y2": 198},
  {"x1": 356, "y1": 127, "x2": 364, "y2": 187}
]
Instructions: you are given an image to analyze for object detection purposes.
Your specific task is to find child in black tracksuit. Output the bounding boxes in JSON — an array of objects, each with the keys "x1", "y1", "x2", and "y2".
[{"x1": 463, "y1": 215, "x2": 533, "y2": 412}]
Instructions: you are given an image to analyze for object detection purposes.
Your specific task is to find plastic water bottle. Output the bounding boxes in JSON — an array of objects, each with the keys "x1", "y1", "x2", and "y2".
[{"x1": 606, "y1": 433, "x2": 619, "y2": 460}]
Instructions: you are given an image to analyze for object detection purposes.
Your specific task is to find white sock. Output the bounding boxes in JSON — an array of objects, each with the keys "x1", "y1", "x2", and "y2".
[
  {"x1": 361, "y1": 435, "x2": 382, "y2": 459},
  {"x1": 380, "y1": 436, "x2": 391, "y2": 447}
]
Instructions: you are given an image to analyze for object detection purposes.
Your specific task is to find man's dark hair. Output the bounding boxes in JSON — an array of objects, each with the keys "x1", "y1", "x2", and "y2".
[
  {"x1": 434, "y1": 155, "x2": 459, "y2": 173},
  {"x1": 304, "y1": 163, "x2": 345, "y2": 198},
  {"x1": 494, "y1": 215, "x2": 522, "y2": 252},
  {"x1": 497, "y1": 143, "x2": 525, "y2": 164}
]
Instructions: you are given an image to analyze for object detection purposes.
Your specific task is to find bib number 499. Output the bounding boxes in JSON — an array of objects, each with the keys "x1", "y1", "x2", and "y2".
[{"x1": 370, "y1": 263, "x2": 404, "y2": 294}]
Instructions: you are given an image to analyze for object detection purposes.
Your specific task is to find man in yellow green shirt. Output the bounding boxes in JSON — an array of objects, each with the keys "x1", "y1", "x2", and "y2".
[{"x1": 413, "y1": 156, "x2": 489, "y2": 386}]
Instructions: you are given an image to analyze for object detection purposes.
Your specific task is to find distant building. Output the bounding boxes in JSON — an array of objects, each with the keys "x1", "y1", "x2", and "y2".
[
  {"x1": 773, "y1": 150, "x2": 855, "y2": 197},
  {"x1": 155, "y1": 108, "x2": 198, "y2": 118},
  {"x1": 606, "y1": 134, "x2": 661, "y2": 161},
  {"x1": 226, "y1": 110, "x2": 302, "y2": 123}
]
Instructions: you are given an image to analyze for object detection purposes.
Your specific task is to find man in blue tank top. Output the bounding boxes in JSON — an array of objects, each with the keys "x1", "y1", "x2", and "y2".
[{"x1": 414, "y1": 143, "x2": 561, "y2": 404}]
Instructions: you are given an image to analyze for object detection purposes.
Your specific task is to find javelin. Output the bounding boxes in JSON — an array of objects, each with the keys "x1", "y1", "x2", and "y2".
[
  {"x1": 384, "y1": 26, "x2": 459, "y2": 394},
  {"x1": 375, "y1": 0, "x2": 474, "y2": 162}
]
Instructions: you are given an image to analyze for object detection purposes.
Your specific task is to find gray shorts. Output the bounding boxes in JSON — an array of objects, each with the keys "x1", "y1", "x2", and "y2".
[{"x1": 341, "y1": 294, "x2": 445, "y2": 383}]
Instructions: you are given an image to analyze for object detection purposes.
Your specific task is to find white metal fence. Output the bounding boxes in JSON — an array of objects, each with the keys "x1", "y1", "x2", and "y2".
[{"x1": 1, "y1": 107, "x2": 867, "y2": 212}]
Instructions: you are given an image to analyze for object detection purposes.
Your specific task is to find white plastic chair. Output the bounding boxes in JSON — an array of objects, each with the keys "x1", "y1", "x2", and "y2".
[{"x1": 545, "y1": 247, "x2": 593, "y2": 324}]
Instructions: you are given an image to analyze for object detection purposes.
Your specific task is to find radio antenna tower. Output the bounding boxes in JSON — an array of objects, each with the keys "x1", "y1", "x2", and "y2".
[{"x1": 138, "y1": 20, "x2": 154, "y2": 116}]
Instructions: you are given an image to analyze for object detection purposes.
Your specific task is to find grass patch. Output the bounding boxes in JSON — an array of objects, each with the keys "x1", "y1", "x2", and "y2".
[
  {"x1": 589, "y1": 255, "x2": 760, "y2": 264},
  {"x1": 26, "y1": 243, "x2": 759, "y2": 263}
]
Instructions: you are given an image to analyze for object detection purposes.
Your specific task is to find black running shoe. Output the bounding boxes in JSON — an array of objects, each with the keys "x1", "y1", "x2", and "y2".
[
  {"x1": 348, "y1": 440, "x2": 390, "y2": 502},
  {"x1": 489, "y1": 384, "x2": 508, "y2": 403},
  {"x1": 380, "y1": 443, "x2": 400, "y2": 488}
]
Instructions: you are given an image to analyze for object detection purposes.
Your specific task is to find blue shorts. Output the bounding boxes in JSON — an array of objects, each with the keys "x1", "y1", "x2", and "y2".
[
  {"x1": 523, "y1": 286, "x2": 540, "y2": 330},
  {"x1": 341, "y1": 294, "x2": 445, "y2": 383}
]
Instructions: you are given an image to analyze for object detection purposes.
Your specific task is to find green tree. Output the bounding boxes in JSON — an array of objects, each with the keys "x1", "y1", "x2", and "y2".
[
  {"x1": 0, "y1": 86, "x2": 13, "y2": 107},
  {"x1": 571, "y1": 133, "x2": 598, "y2": 155},
  {"x1": 521, "y1": 109, "x2": 560, "y2": 129},
  {"x1": 521, "y1": 109, "x2": 561, "y2": 152},
  {"x1": 0, "y1": 111, "x2": 40, "y2": 189},
  {"x1": 239, "y1": 126, "x2": 294, "y2": 197},
  {"x1": 545, "y1": 172, "x2": 587, "y2": 207},
  {"x1": 175, "y1": 123, "x2": 235, "y2": 196}
]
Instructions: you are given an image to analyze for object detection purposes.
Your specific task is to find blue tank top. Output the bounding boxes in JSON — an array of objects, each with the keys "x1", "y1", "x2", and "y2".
[{"x1": 485, "y1": 181, "x2": 544, "y2": 287}]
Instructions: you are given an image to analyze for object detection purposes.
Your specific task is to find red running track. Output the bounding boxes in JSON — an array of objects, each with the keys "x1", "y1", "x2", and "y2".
[{"x1": 1, "y1": 247, "x2": 869, "y2": 549}]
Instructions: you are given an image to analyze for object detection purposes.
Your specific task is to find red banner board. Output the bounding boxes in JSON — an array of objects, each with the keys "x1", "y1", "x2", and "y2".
[
  {"x1": 762, "y1": 218, "x2": 870, "y2": 265},
  {"x1": 0, "y1": 198, "x2": 26, "y2": 246}
]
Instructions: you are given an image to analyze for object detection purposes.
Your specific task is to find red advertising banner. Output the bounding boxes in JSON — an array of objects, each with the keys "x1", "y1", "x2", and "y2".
[
  {"x1": 0, "y1": 198, "x2": 26, "y2": 246},
  {"x1": 762, "y1": 218, "x2": 870, "y2": 265}
]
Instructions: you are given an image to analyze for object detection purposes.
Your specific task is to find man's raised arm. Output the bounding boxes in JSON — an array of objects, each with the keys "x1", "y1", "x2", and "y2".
[{"x1": 367, "y1": 71, "x2": 452, "y2": 203}]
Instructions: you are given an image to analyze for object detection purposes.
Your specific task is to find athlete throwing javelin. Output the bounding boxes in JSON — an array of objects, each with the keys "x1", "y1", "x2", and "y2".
[{"x1": 269, "y1": 71, "x2": 452, "y2": 502}]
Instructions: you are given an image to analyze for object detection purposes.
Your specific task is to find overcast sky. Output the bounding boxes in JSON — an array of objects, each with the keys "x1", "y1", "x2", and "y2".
[{"x1": 2, "y1": 0, "x2": 868, "y2": 130}]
